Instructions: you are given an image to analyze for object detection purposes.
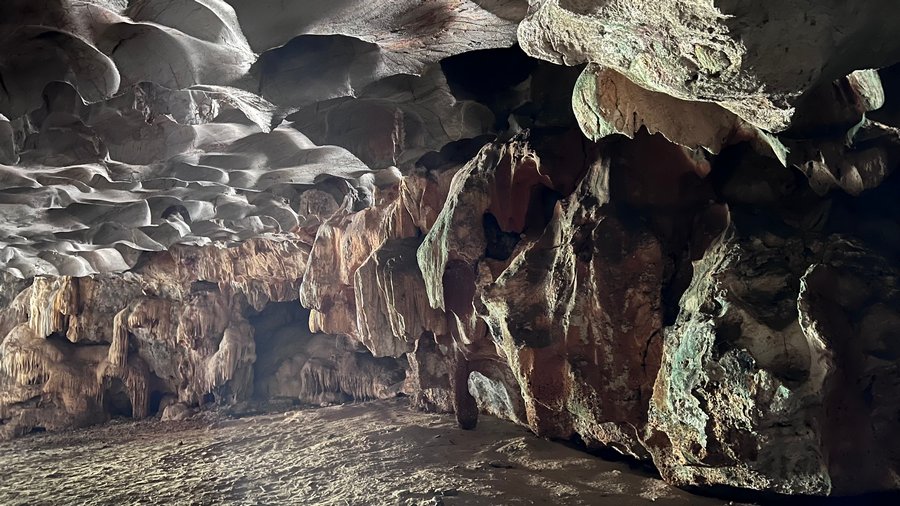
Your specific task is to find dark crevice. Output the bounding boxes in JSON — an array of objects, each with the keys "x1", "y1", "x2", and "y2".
[
  {"x1": 190, "y1": 280, "x2": 219, "y2": 293},
  {"x1": 560, "y1": 433, "x2": 661, "y2": 477},
  {"x1": 483, "y1": 212, "x2": 519, "y2": 260},
  {"x1": 417, "y1": 135, "x2": 495, "y2": 171},
  {"x1": 524, "y1": 185, "x2": 563, "y2": 237},
  {"x1": 104, "y1": 378, "x2": 133, "y2": 419},
  {"x1": 441, "y1": 46, "x2": 535, "y2": 131},
  {"x1": 148, "y1": 390, "x2": 165, "y2": 416}
]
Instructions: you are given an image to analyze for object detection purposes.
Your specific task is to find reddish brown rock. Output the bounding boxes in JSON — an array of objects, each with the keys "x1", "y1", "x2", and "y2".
[
  {"x1": 0, "y1": 238, "x2": 380, "y2": 438},
  {"x1": 3, "y1": 4, "x2": 900, "y2": 497}
]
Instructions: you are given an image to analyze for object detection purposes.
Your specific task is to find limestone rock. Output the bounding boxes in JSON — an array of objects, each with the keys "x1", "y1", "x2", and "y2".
[
  {"x1": 647, "y1": 226, "x2": 900, "y2": 495},
  {"x1": 2, "y1": 0, "x2": 900, "y2": 499},
  {"x1": 574, "y1": 64, "x2": 788, "y2": 165},
  {"x1": 0, "y1": 239, "x2": 383, "y2": 438},
  {"x1": 235, "y1": 0, "x2": 521, "y2": 106},
  {"x1": 417, "y1": 129, "x2": 671, "y2": 453},
  {"x1": 519, "y1": 0, "x2": 900, "y2": 132},
  {"x1": 789, "y1": 120, "x2": 900, "y2": 196},
  {"x1": 160, "y1": 402, "x2": 193, "y2": 422},
  {"x1": 290, "y1": 66, "x2": 495, "y2": 170},
  {"x1": 0, "y1": 106, "x2": 368, "y2": 277}
]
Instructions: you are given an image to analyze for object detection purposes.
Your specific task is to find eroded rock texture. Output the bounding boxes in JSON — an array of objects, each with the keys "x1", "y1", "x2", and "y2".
[{"x1": 2, "y1": 0, "x2": 900, "y2": 499}]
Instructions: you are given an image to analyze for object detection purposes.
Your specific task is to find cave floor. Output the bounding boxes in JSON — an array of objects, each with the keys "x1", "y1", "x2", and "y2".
[{"x1": 0, "y1": 399, "x2": 732, "y2": 505}]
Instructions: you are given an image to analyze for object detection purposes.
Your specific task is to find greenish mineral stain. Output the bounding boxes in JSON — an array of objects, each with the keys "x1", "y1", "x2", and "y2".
[{"x1": 693, "y1": 45, "x2": 731, "y2": 73}]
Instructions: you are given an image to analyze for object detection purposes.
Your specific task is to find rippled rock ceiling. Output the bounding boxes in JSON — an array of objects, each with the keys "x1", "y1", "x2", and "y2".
[{"x1": 2, "y1": 0, "x2": 900, "y2": 497}]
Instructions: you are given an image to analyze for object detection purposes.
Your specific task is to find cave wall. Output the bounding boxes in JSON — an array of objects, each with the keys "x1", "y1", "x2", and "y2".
[{"x1": 2, "y1": 0, "x2": 900, "y2": 498}]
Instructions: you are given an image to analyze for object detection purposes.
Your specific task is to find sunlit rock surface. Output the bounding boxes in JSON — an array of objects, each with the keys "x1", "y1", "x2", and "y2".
[
  {"x1": 519, "y1": 0, "x2": 900, "y2": 132},
  {"x1": 2, "y1": 0, "x2": 900, "y2": 499}
]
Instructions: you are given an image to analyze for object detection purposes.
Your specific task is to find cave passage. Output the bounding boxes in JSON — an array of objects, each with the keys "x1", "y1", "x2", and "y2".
[{"x1": 2, "y1": 1, "x2": 900, "y2": 504}]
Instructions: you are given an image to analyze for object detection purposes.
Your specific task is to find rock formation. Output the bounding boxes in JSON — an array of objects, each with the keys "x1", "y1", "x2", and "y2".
[{"x1": 2, "y1": 0, "x2": 900, "y2": 498}]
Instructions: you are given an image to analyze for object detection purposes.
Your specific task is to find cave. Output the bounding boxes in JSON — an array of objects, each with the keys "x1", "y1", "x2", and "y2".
[
  {"x1": 2, "y1": 1, "x2": 900, "y2": 504},
  {"x1": 249, "y1": 300, "x2": 406, "y2": 406},
  {"x1": 103, "y1": 378, "x2": 134, "y2": 419},
  {"x1": 147, "y1": 390, "x2": 165, "y2": 416}
]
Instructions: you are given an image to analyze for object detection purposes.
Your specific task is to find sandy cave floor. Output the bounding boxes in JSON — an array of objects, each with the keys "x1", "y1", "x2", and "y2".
[{"x1": 0, "y1": 399, "x2": 735, "y2": 505}]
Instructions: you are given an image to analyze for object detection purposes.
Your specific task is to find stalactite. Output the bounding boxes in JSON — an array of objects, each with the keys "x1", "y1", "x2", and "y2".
[
  {"x1": 47, "y1": 363, "x2": 102, "y2": 411},
  {"x1": 124, "y1": 363, "x2": 150, "y2": 419},
  {"x1": 127, "y1": 298, "x2": 176, "y2": 342},
  {"x1": 108, "y1": 309, "x2": 129, "y2": 371},
  {"x1": 203, "y1": 322, "x2": 255, "y2": 397},
  {"x1": 299, "y1": 359, "x2": 342, "y2": 402},
  {"x1": 0, "y1": 325, "x2": 60, "y2": 386},
  {"x1": 27, "y1": 280, "x2": 64, "y2": 339}
]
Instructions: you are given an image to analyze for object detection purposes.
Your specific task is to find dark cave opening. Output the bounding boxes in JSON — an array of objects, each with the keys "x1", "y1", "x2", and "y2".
[
  {"x1": 441, "y1": 46, "x2": 535, "y2": 131},
  {"x1": 103, "y1": 378, "x2": 133, "y2": 419},
  {"x1": 483, "y1": 212, "x2": 520, "y2": 260},
  {"x1": 416, "y1": 135, "x2": 496, "y2": 171},
  {"x1": 148, "y1": 390, "x2": 165, "y2": 416},
  {"x1": 441, "y1": 46, "x2": 535, "y2": 98},
  {"x1": 248, "y1": 300, "x2": 406, "y2": 405},
  {"x1": 247, "y1": 299, "x2": 312, "y2": 401},
  {"x1": 524, "y1": 185, "x2": 563, "y2": 236}
]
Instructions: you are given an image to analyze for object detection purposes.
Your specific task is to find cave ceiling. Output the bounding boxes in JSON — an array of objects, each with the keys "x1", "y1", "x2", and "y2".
[{"x1": 1, "y1": 0, "x2": 898, "y2": 277}]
